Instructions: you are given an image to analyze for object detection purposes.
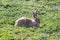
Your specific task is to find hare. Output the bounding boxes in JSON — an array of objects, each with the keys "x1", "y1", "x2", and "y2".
[{"x1": 14, "y1": 9, "x2": 40, "y2": 27}]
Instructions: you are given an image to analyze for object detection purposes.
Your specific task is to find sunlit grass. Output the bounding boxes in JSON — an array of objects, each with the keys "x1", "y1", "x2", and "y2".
[{"x1": 0, "y1": 0, "x2": 60, "y2": 40}]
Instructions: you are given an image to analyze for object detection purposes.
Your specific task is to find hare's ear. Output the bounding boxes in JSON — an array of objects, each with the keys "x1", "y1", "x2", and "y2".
[{"x1": 32, "y1": 9, "x2": 37, "y2": 18}]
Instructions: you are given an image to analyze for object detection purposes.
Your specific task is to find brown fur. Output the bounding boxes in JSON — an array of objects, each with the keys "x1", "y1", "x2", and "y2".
[{"x1": 14, "y1": 9, "x2": 40, "y2": 27}]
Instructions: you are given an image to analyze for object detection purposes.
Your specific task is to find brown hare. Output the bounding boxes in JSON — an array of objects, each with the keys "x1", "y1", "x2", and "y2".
[{"x1": 14, "y1": 9, "x2": 40, "y2": 27}]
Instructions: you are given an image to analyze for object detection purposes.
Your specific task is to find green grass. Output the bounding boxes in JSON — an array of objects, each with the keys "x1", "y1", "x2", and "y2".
[{"x1": 0, "y1": 0, "x2": 60, "y2": 40}]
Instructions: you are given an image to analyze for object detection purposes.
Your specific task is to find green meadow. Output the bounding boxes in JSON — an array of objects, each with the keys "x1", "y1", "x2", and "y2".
[{"x1": 0, "y1": 0, "x2": 60, "y2": 40}]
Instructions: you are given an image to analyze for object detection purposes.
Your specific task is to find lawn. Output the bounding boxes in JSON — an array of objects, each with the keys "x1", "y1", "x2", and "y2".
[{"x1": 0, "y1": 0, "x2": 60, "y2": 40}]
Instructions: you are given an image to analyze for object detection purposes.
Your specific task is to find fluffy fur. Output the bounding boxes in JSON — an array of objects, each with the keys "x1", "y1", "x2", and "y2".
[{"x1": 14, "y1": 9, "x2": 40, "y2": 27}]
